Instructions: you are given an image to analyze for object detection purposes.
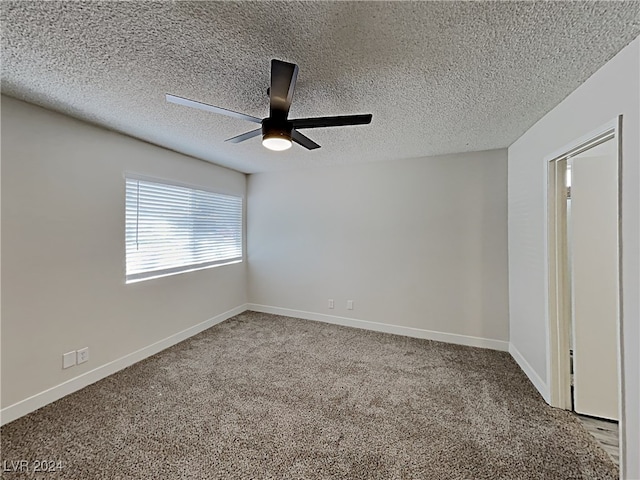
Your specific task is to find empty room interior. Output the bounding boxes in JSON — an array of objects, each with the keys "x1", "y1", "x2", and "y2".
[{"x1": 1, "y1": 2, "x2": 639, "y2": 479}]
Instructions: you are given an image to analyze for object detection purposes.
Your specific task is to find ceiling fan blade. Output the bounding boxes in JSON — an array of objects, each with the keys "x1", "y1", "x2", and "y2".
[
  {"x1": 270, "y1": 59, "x2": 299, "y2": 118},
  {"x1": 292, "y1": 114, "x2": 372, "y2": 129},
  {"x1": 166, "y1": 94, "x2": 262, "y2": 124},
  {"x1": 225, "y1": 128, "x2": 262, "y2": 143},
  {"x1": 292, "y1": 130, "x2": 321, "y2": 150}
]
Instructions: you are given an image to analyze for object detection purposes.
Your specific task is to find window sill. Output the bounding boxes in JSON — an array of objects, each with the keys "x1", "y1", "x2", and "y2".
[{"x1": 126, "y1": 258, "x2": 243, "y2": 284}]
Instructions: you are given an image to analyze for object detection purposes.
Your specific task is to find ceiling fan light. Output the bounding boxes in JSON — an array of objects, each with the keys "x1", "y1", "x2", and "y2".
[{"x1": 262, "y1": 133, "x2": 292, "y2": 151}]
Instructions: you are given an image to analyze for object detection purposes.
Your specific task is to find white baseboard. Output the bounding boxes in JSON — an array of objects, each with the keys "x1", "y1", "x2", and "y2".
[
  {"x1": 3, "y1": 304, "x2": 540, "y2": 426},
  {"x1": 0, "y1": 304, "x2": 248, "y2": 426},
  {"x1": 509, "y1": 342, "x2": 550, "y2": 402},
  {"x1": 247, "y1": 304, "x2": 510, "y2": 351}
]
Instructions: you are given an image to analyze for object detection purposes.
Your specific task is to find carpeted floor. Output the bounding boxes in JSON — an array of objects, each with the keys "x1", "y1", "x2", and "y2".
[{"x1": 1, "y1": 311, "x2": 618, "y2": 479}]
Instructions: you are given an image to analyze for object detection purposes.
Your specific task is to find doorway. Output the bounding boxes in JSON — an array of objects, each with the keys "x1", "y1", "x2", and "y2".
[{"x1": 546, "y1": 118, "x2": 623, "y2": 467}]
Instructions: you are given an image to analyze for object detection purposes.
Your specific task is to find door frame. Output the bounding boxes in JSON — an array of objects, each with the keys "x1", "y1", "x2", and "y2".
[{"x1": 544, "y1": 116, "x2": 624, "y2": 470}]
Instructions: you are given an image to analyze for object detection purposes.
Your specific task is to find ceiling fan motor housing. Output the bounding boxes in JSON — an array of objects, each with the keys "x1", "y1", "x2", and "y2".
[{"x1": 262, "y1": 117, "x2": 293, "y2": 142}]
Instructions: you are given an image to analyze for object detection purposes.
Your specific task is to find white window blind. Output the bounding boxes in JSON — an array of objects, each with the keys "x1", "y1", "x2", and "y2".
[{"x1": 125, "y1": 177, "x2": 243, "y2": 283}]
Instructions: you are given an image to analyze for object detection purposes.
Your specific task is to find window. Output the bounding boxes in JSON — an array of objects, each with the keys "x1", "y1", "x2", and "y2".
[{"x1": 125, "y1": 176, "x2": 243, "y2": 283}]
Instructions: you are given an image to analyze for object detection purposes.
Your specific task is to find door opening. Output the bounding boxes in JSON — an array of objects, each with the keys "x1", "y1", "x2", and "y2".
[{"x1": 546, "y1": 118, "x2": 624, "y2": 469}]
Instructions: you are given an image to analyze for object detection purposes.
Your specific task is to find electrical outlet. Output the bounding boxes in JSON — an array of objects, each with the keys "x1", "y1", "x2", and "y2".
[
  {"x1": 347, "y1": 300, "x2": 354, "y2": 310},
  {"x1": 63, "y1": 351, "x2": 76, "y2": 369},
  {"x1": 76, "y1": 347, "x2": 89, "y2": 364},
  {"x1": 328, "y1": 299, "x2": 334, "y2": 309}
]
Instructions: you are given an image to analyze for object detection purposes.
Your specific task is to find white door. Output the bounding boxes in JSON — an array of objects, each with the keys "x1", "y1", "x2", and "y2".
[{"x1": 569, "y1": 139, "x2": 619, "y2": 420}]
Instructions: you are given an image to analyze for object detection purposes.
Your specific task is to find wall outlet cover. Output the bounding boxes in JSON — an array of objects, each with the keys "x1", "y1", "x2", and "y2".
[{"x1": 77, "y1": 347, "x2": 89, "y2": 364}]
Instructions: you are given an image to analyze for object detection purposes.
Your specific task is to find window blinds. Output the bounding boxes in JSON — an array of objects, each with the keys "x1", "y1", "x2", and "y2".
[{"x1": 125, "y1": 177, "x2": 243, "y2": 283}]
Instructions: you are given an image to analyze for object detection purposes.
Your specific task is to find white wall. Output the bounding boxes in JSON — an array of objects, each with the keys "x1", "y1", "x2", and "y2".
[
  {"x1": 508, "y1": 37, "x2": 639, "y2": 478},
  {"x1": 1, "y1": 96, "x2": 247, "y2": 418},
  {"x1": 248, "y1": 150, "x2": 509, "y2": 347}
]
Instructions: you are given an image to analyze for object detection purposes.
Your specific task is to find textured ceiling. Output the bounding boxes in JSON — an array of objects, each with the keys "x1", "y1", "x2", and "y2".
[{"x1": 2, "y1": 1, "x2": 639, "y2": 173}]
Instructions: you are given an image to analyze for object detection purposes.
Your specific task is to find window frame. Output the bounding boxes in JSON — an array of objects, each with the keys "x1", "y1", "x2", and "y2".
[{"x1": 124, "y1": 173, "x2": 244, "y2": 284}]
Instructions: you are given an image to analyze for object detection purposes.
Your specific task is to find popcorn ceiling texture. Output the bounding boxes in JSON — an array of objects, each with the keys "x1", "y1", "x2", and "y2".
[
  {"x1": 1, "y1": 1, "x2": 639, "y2": 173},
  {"x1": 0, "y1": 312, "x2": 619, "y2": 479}
]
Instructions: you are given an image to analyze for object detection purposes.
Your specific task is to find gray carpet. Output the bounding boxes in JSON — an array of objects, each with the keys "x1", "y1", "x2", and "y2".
[{"x1": 1, "y1": 311, "x2": 618, "y2": 479}]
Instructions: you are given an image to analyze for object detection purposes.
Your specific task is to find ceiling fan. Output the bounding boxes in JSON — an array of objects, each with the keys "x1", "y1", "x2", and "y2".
[{"x1": 166, "y1": 59, "x2": 373, "y2": 151}]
